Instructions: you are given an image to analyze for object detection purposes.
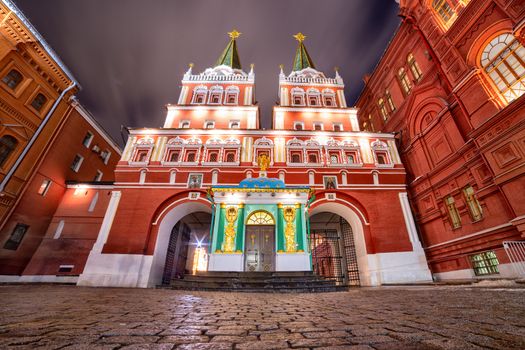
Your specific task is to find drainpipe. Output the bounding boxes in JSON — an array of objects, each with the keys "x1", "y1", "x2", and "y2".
[{"x1": 0, "y1": 82, "x2": 77, "y2": 193}]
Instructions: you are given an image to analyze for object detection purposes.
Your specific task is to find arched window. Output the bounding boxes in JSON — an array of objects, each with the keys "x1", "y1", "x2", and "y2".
[
  {"x1": 226, "y1": 152, "x2": 235, "y2": 163},
  {"x1": 398, "y1": 68, "x2": 412, "y2": 95},
  {"x1": 192, "y1": 86, "x2": 207, "y2": 104},
  {"x1": 204, "y1": 121, "x2": 215, "y2": 129},
  {"x1": 291, "y1": 88, "x2": 305, "y2": 106},
  {"x1": 2, "y1": 69, "x2": 23, "y2": 90},
  {"x1": 0, "y1": 135, "x2": 18, "y2": 167},
  {"x1": 307, "y1": 88, "x2": 321, "y2": 106},
  {"x1": 31, "y1": 93, "x2": 47, "y2": 111},
  {"x1": 308, "y1": 153, "x2": 318, "y2": 163},
  {"x1": 180, "y1": 121, "x2": 190, "y2": 128},
  {"x1": 169, "y1": 151, "x2": 180, "y2": 162},
  {"x1": 445, "y1": 195, "x2": 461, "y2": 229},
  {"x1": 432, "y1": 0, "x2": 456, "y2": 27},
  {"x1": 322, "y1": 89, "x2": 336, "y2": 107},
  {"x1": 385, "y1": 90, "x2": 396, "y2": 112},
  {"x1": 481, "y1": 33, "x2": 525, "y2": 104},
  {"x1": 407, "y1": 53, "x2": 423, "y2": 82},
  {"x1": 463, "y1": 185, "x2": 483, "y2": 221},
  {"x1": 224, "y1": 86, "x2": 239, "y2": 105},
  {"x1": 246, "y1": 211, "x2": 275, "y2": 225},
  {"x1": 294, "y1": 122, "x2": 304, "y2": 131},
  {"x1": 208, "y1": 86, "x2": 223, "y2": 104},
  {"x1": 291, "y1": 153, "x2": 301, "y2": 163},
  {"x1": 208, "y1": 152, "x2": 218, "y2": 162},
  {"x1": 378, "y1": 98, "x2": 388, "y2": 121}
]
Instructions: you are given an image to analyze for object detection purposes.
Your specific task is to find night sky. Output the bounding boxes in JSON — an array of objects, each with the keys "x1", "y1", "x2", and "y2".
[{"x1": 14, "y1": 0, "x2": 400, "y2": 145}]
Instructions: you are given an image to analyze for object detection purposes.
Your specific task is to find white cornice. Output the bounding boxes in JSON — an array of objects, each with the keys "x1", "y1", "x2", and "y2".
[
  {"x1": 1, "y1": 0, "x2": 80, "y2": 87},
  {"x1": 273, "y1": 106, "x2": 357, "y2": 114},
  {"x1": 166, "y1": 105, "x2": 258, "y2": 112},
  {"x1": 128, "y1": 128, "x2": 395, "y2": 139}
]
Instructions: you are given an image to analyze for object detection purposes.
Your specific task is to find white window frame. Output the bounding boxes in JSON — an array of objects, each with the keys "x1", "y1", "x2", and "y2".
[
  {"x1": 191, "y1": 86, "x2": 207, "y2": 104},
  {"x1": 224, "y1": 86, "x2": 240, "y2": 105},
  {"x1": 70, "y1": 154, "x2": 84, "y2": 173},
  {"x1": 229, "y1": 120, "x2": 240, "y2": 129},
  {"x1": 307, "y1": 88, "x2": 321, "y2": 107},
  {"x1": 291, "y1": 88, "x2": 306, "y2": 106},
  {"x1": 82, "y1": 131, "x2": 94, "y2": 148},
  {"x1": 204, "y1": 121, "x2": 215, "y2": 129},
  {"x1": 94, "y1": 170, "x2": 103, "y2": 182},
  {"x1": 37, "y1": 179, "x2": 52, "y2": 196},
  {"x1": 208, "y1": 86, "x2": 223, "y2": 105},
  {"x1": 313, "y1": 122, "x2": 324, "y2": 131},
  {"x1": 293, "y1": 121, "x2": 304, "y2": 131},
  {"x1": 333, "y1": 123, "x2": 343, "y2": 131},
  {"x1": 179, "y1": 120, "x2": 191, "y2": 129}
]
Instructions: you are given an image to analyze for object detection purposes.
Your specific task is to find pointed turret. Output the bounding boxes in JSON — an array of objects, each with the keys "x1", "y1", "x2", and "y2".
[
  {"x1": 214, "y1": 29, "x2": 242, "y2": 69},
  {"x1": 292, "y1": 33, "x2": 316, "y2": 71}
]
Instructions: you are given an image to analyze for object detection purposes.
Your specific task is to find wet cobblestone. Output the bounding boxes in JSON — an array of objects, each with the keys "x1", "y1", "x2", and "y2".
[{"x1": 0, "y1": 285, "x2": 524, "y2": 349}]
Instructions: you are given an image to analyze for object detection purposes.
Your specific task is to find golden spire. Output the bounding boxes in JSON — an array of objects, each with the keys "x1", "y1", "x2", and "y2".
[
  {"x1": 228, "y1": 29, "x2": 242, "y2": 39},
  {"x1": 293, "y1": 32, "x2": 306, "y2": 43}
]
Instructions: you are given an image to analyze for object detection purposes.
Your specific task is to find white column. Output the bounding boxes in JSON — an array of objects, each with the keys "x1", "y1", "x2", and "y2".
[
  {"x1": 398, "y1": 192, "x2": 423, "y2": 251},
  {"x1": 92, "y1": 191, "x2": 122, "y2": 252}
]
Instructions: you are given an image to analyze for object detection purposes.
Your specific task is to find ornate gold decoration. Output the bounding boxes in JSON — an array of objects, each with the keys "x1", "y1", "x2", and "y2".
[
  {"x1": 283, "y1": 206, "x2": 297, "y2": 253},
  {"x1": 257, "y1": 154, "x2": 270, "y2": 172},
  {"x1": 246, "y1": 211, "x2": 275, "y2": 225},
  {"x1": 223, "y1": 206, "x2": 238, "y2": 253},
  {"x1": 293, "y1": 32, "x2": 306, "y2": 43},
  {"x1": 228, "y1": 29, "x2": 241, "y2": 39}
]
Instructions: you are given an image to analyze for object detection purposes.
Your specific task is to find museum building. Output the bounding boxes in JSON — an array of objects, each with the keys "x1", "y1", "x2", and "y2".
[{"x1": 1, "y1": 0, "x2": 524, "y2": 288}]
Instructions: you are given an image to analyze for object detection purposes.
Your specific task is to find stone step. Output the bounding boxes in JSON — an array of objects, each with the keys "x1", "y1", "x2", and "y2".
[{"x1": 164, "y1": 271, "x2": 346, "y2": 293}]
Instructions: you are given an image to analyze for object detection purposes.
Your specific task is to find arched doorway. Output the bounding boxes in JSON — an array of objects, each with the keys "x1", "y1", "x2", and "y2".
[
  {"x1": 245, "y1": 210, "x2": 275, "y2": 272},
  {"x1": 148, "y1": 201, "x2": 212, "y2": 287},
  {"x1": 161, "y1": 211, "x2": 211, "y2": 284},
  {"x1": 309, "y1": 212, "x2": 360, "y2": 286}
]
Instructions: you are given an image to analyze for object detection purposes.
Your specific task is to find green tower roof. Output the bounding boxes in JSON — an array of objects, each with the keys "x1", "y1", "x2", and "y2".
[
  {"x1": 214, "y1": 29, "x2": 242, "y2": 69},
  {"x1": 292, "y1": 33, "x2": 316, "y2": 71}
]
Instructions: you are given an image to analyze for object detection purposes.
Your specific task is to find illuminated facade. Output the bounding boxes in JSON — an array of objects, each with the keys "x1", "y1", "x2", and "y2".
[
  {"x1": 6, "y1": 0, "x2": 523, "y2": 288},
  {"x1": 71, "y1": 31, "x2": 432, "y2": 288},
  {"x1": 357, "y1": 0, "x2": 525, "y2": 280}
]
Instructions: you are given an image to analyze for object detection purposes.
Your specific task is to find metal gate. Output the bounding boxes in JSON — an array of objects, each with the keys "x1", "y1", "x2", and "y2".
[
  {"x1": 310, "y1": 217, "x2": 360, "y2": 286},
  {"x1": 503, "y1": 241, "x2": 525, "y2": 277},
  {"x1": 310, "y1": 229, "x2": 345, "y2": 284}
]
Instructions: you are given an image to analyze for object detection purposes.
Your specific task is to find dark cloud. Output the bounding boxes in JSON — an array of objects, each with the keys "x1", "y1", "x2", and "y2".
[{"x1": 14, "y1": 0, "x2": 399, "y2": 144}]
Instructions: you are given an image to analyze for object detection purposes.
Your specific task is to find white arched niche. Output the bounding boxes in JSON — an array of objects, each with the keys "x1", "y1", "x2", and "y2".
[
  {"x1": 309, "y1": 200, "x2": 374, "y2": 286},
  {"x1": 147, "y1": 199, "x2": 212, "y2": 287}
]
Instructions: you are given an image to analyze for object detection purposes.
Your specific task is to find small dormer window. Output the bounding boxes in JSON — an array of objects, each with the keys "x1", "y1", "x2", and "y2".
[
  {"x1": 294, "y1": 122, "x2": 304, "y2": 131},
  {"x1": 230, "y1": 121, "x2": 240, "y2": 129},
  {"x1": 333, "y1": 124, "x2": 342, "y2": 132},
  {"x1": 180, "y1": 121, "x2": 190, "y2": 129},
  {"x1": 313, "y1": 123, "x2": 323, "y2": 131},
  {"x1": 205, "y1": 121, "x2": 215, "y2": 129}
]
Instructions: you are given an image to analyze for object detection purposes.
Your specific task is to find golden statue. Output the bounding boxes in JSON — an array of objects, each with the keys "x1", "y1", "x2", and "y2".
[
  {"x1": 283, "y1": 206, "x2": 297, "y2": 253},
  {"x1": 258, "y1": 154, "x2": 270, "y2": 172},
  {"x1": 223, "y1": 206, "x2": 238, "y2": 253}
]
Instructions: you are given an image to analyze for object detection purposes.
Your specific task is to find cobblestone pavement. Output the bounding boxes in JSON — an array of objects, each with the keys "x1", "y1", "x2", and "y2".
[{"x1": 0, "y1": 285, "x2": 524, "y2": 349}]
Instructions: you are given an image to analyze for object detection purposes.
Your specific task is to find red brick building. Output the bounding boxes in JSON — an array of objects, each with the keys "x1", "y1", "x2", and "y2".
[
  {"x1": 355, "y1": 0, "x2": 525, "y2": 280},
  {"x1": 0, "y1": 0, "x2": 121, "y2": 280}
]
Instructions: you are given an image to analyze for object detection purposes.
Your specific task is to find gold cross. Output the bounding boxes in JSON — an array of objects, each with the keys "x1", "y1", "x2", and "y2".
[
  {"x1": 293, "y1": 32, "x2": 306, "y2": 43},
  {"x1": 228, "y1": 29, "x2": 241, "y2": 39}
]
